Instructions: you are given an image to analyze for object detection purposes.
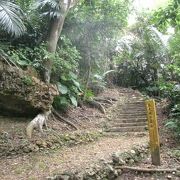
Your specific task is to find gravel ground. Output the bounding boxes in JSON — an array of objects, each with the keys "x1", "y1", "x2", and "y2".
[{"x1": 0, "y1": 135, "x2": 147, "y2": 180}]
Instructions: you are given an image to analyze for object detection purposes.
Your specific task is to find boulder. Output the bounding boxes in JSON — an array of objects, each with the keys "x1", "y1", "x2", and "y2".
[{"x1": 0, "y1": 59, "x2": 58, "y2": 117}]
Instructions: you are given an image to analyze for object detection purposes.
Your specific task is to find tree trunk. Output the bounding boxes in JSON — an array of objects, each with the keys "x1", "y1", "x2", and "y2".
[
  {"x1": 83, "y1": 47, "x2": 91, "y2": 100},
  {"x1": 43, "y1": 0, "x2": 78, "y2": 83},
  {"x1": 43, "y1": 16, "x2": 65, "y2": 83}
]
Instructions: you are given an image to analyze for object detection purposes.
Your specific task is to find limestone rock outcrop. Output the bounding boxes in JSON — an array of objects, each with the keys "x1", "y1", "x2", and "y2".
[{"x1": 0, "y1": 59, "x2": 58, "y2": 116}]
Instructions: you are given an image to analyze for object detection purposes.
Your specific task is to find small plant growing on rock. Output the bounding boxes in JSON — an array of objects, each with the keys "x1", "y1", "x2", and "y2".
[{"x1": 21, "y1": 76, "x2": 33, "y2": 86}]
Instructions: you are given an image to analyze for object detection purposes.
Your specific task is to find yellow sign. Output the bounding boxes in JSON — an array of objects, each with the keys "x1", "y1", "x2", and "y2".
[{"x1": 145, "y1": 99, "x2": 160, "y2": 166}]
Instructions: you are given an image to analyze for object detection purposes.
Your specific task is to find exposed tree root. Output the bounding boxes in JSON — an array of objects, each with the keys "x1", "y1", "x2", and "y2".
[
  {"x1": 78, "y1": 115, "x2": 91, "y2": 121},
  {"x1": 116, "y1": 166, "x2": 177, "y2": 173},
  {"x1": 105, "y1": 97, "x2": 118, "y2": 101},
  {"x1": 79, "y1": 114, "x2": 106, "y2": 118},
  {"x1": 50, "y1": 113, "x2": 71, "y2": 130},
  {"x1": 50, "y1": 113, "x2": 57, "y2": 121},
  {"x1": 52, "y1": 108, "x2": 78, "y2": 130},
  {"x1": 99, "y1": 102, "x2": 111, "y2": 108},
  {"x1": 86, "y1": 96, "x2": 118, "y2": 114},
  {"x1": 94, "y1": 97, "x2": 113, "y2": 105},
  {"x1": 87, "y1": 100, "x2": 106, "y2": 114}
]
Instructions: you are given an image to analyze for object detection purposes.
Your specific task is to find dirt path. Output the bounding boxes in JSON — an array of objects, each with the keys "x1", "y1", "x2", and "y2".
[
  {"x1": 0, "y1": 87, "x2": 150, "y2": 179},
  {"x1": 0, "y1": 135, "x2": 147, "y2": 180}
]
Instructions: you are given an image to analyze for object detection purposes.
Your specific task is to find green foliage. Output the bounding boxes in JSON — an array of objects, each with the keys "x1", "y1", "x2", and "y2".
[
  {"x1": 153, "y1": 71, "x2": 180, "y2": 137},
  {"x1": 53, "y1": 72, "x2": 83, "y2": 110},
  {"x1": 90, "y1": 70, "x2": 115, "y2": 91},
  {"x1": 92, "y1": 74, "x2": 106, "y2": 89},
  {"x1": 169, "y1": 32, "x2": 180, "y2": 67},
  {"x1": 58, "y1": 83, "x2": 68, "y2": 95},
  {"x1": 53, "y1": 96, "x2": 69, "y2": 110},
  {"x1": 21, "y1": 75, "x2": 32, "y2": 85},
  {"x1": 8, "y1": 48, "x2": 31, "y2": 66},
  {"x1": 0, "y1": 0, "x2": 26, "y2": 37},
  {"x1": 166, "y1": 26, "x2": 180, "y2": 138},
  {"x1": 4, "y1": 43, "x2": 54, "y2": 70},
  {"x1": 115, "y1": 17, "x2": 169, "y2": 89},
  {"x1": 34, "y1": 0, "x2": 62, "y2": 18},
  {"x1": 170, "y1": 149, "x2": 180, "y2": 158},
  {"x1": 51, "y1": 36, "x2": 82, "y2": 110},
  {"x1": 114, "y1": 6, "x2": 180, "y2": 138},
  {"x1": 1, "y1": 35, "x2": 82, "y2": 110},
  {"x1": 166, "y1": 116, "x2": 180, "y2": 138},
  {"x1": 52, "y1": 36, "x2": 81, "y2": 75},
  {"x1": 64, "y1": 0, "x2": 131, "y2": 79},
  {"x1": 151, "y1": 0, "x2": 180, "y2": 32},
  {"x1": 158, "y1": 80, "x2": 175, "y2": 97},
  {"x1": 83, "y1": 89, "x2": 94, "y2": 101},
  {"x1": 14, "y1": 0, "x2": 33, "y2": 12}
]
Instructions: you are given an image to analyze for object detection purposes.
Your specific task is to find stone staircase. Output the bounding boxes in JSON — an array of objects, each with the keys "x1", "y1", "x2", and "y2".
[{"x1": 106, "y1": 89, "x2": 148, "y2": 133}]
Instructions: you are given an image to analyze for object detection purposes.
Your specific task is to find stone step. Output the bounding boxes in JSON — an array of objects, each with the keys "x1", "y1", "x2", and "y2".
[
  {"x1": 110, "y1": 122, "x2": 147, "y2": 127},
  {"x1": 124, "y1": 105, "x2": 145, "y2": 108},
  {"x1": 113, "y1": 118, "x2": 147, "y2": 123},
  {"x1": 116, "y1": 117, "x2": 147, "y2": 121},
  {"x1": 119, "y1": 108, "x2": 146, "y2": 111},
  {"x1": 125, "y1": 106, "x2": 145, "y2": 109},
  {"x1": 104, "y1": 132, "x2": 148, "y2": 137},
  {"x1": 117, "y1": 116, "x2": 147, "y2": 119},
  {"x1": 118, "y1": 111, "x2": 146, "y2": 114},
  {"x1": 120, "y1": 105, "x2": 146, "y2": 108},
  {"x1": 125, "y1": 100, "x2": 145, "y2": 105},
  {"x1": 118, "y1": 112, "x2": 146, "y2": 115},
  {"x1": 121, "y1": 106, "x2": 146, "y2": 109},
  {"x1": 119, "y1": 113, "x2": 146, "y2": 116},
  {"x1": 126, "y1": 99, "x2": 145, "y2": 101},
  {"x1": 118, "y1": 113, "x2": 147, "y2": 118},
  {"x1": 106, "y1": 126, "x2": 147, "y2": 132},
  {"x1": 119, "y1": 107, "x2": 146, "y2": 110},
  {"x1": 119, "y1": 104, "x2": 146, "y2": 109},
  {"x1": 117, "y1": 113, "x2": 159, "y2": 117}
]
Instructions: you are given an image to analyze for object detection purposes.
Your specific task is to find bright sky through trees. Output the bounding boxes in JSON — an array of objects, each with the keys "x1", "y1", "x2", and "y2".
[{"x1": 129, "y1": 0, "x2": 169, "y2": 25}]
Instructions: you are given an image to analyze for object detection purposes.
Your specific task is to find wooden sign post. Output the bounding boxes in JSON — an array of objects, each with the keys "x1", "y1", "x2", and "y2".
[{"x1": 145, "y1": 99, "x2": 161, "y2": 166}]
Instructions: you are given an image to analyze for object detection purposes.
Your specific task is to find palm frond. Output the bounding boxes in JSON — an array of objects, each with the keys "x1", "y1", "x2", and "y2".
[
  {"x1": 0, "y1": 0, "x2": 26, "y2": 37},
  {"x1": 35, "y1": 0, "x2": 61, "y2": 18},
  {"x1": 35, "y1": 0, "x2": 59, "y2": 9}
]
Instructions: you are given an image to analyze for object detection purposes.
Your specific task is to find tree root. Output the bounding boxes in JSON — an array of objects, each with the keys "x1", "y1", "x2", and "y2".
[
  {"x1": 52, "y1": 108, "x2": 78, "y2": 130},
  {"x1": 79, "y1": 114, "x2": 106, "y2": 118},
  {"x1": 105, "y1": 97, "x2": 118, "y2": 101},
  {"x1": 86, "y1": 96, "x2": 118, "y2": 113},
  {"x1": 50, "y1": 113, "x2": 71, "y2": 130},
  {"x1": 116, "y1": 166, "x2": 177, "y2": 173},
  {"x1": 94, "y1": 97, "x2": 113, "y2": 105},
  {"x1": 78, "y1": 115, "x2": 91, "y2": 121},
  {"x1": 50, "y1": 113, "x2": 57, "y2": 121},
  {"x1": 87, "y1": 100, "x2": 106, "y2": 114}
]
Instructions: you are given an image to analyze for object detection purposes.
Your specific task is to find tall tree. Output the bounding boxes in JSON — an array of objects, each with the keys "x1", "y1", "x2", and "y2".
[
  {"x1": 63, "y1": 0, "x2": 131, "y2": 82},
  {"x1": 114, "y1": 15, "x2": 169, "y2": 88},
  {"x1": 35, "y1": 0, "x2": 78, "y2": 83}
]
